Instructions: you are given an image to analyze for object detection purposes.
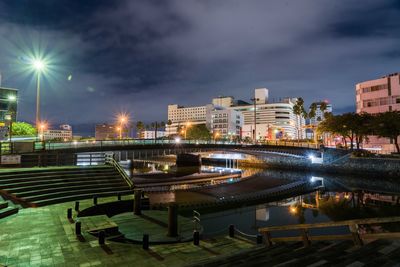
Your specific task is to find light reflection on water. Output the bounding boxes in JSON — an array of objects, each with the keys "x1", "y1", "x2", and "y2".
[{"x1": 125, "y1": 159, "x2": 400, "y2": 235}]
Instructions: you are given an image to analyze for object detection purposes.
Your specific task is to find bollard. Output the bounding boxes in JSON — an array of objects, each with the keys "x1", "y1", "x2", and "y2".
[
  {"x1": 193, "y1": 230, "x2": 200, "y2": 246},
  {"x1": 229, "y1": 225, "x2": 235, "y2": 238},
  {"x1": 256, "y1": 234, "x2": 263, "y2": 244},
  {"x1": 167, "y1": 203, "x2": 178, "y2": 237},
  {"x1": 98, "y1": 230, "x2": 105, "y2": 245},
  {"x1": 74, "y1": 201, "x2": 80, "y2": 211},
  {"x1": 67, "y1": 208, "x2": 72, "y2": 219},
  {"x1": 118, "y1": 193, "x2": 122, "y2": 201},
  {"x1": 93, "y1": 196, "x2": 98, "y2": 205},
  {"x1": 134, "y1": 190, "x2": 142, "y2": 215},
  {"x1": 75, "y1": 221, "x2": 81, "y2": 236},
  {"x1": 142, "y1": 234, "x2": 149, "y2": 250}
]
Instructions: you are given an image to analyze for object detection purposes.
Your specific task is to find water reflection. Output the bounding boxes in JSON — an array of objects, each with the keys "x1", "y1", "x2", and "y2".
[
  {"x1": 201, "y1": 190, "x2": 400, "y2": 236},
  {"x1": 127, "y1": 159, "x2": 400, "y2": 235}
]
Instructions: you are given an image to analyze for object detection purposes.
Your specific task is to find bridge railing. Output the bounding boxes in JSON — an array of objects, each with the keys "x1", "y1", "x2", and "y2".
[
  {"x1": 0, "y1": 139, "x2": 319, "y2": 154},
  {"x1": 259, "y1": 216, "x2": 400, "y2": 247}
]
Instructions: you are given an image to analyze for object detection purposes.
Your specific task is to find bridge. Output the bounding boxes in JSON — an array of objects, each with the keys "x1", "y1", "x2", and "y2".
[
  {"x1": 0, "y1": 139, "x2": 321, "y2": 168},
  {"x1": 0, "y1": 139, "x2": 319, "y2": 154}
]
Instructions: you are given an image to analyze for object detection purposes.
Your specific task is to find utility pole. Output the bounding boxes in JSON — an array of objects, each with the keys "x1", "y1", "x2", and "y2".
[{"x1": 250, "y1": 98, "x2": 259, "y2": 143}]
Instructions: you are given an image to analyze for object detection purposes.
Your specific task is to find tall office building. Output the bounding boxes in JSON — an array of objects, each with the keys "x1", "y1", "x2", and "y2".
[
  {"x1": 166, "y1": 104, "x2": 214, "y2": 135},
  {"x1": 167, "y1": 88, "x2": 305, "y2": 140},
  {"x1": 356, "y1": 73, "x2": 400, "y2": 152},
  {"x1": 226, "y1": 90, "x2": 305, "y2": 141},
  {"x1": 211, "y1": 109, "x2": 243, "y2": 139}
]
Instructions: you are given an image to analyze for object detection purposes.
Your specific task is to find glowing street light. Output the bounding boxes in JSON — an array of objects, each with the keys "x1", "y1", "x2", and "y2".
[
  {"x1": 117, "y1": 114, "x2": 128, "y2": 139},
  {"x1": 289, "y1": 206, "x2": 297, "y2": 214},
  {"x1": 8, "y1": 95, "x2": 17, "y2": 102},
  {"x1": 38, "y1": 122, "x2": 48, "y2": 141},
  {"x1": 30, "y1": 58, "x2": 47, "y2": 129}
]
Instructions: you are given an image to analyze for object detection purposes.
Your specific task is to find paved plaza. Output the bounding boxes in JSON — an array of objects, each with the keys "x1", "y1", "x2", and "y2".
[{"x1": 0, "y1": 196, "x2": 254, "y2": 267}]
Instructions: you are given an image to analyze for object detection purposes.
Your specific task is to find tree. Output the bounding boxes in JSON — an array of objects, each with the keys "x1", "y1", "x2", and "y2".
[
  {"x1": 11, "y1": 122, "x2": 37, "y2": 136},
  {"x1": 374, "y1": 111, "x2": 400, "y2": 153},
  {"x1": 186, "y1": 124, "x2": 212, "y2": 140},
  {"x1": 166, "y1": 120, "x2": 172, "y2": 136},
  {"x1": 352, "y1": 113, "x2": 373, "y2": 149},
  {"x1": 293, "y1": 98, "x2": 307, "y2": 141},
  {"x1": 136, "y1": 121, "x2": 144, "y2": 137},
  {"x1": 318, "y1": 113, "x2": 373, "y2": 149}
]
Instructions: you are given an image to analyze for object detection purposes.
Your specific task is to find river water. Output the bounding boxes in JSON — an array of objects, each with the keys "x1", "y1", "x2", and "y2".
[{"x1": 129, "y1": 160, "x2": 400, "y2": 237}]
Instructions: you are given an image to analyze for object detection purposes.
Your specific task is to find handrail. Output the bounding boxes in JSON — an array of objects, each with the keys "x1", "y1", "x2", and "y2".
[
  {"x1": 258, "y1": 216, "x2": 400, "y2": 232},
  {"x1": 258, "y1": 216, "x2": 400, "y2": 247},
  {"x1": 105, "y1": 155, "x2": 134, "y2": 189}
]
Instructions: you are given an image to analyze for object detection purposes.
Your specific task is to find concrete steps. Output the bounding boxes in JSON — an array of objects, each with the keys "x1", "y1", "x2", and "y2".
[
  {"x1": 0, "y1": 166, "x2": 132, "y2": 207},
  {"x1": 0, "y1": 200, "x2": 18, "y2": 219}
]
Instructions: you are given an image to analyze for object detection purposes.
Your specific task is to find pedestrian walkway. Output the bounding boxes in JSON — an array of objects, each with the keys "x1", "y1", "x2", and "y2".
[{"x1": 0, "y1": 196, "x2": 253, "y2": 266}]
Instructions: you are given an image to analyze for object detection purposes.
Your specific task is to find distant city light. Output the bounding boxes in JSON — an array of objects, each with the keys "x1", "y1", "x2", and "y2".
[
  {"x1": 8, "y1": 95, "x2": 17, "y2": 101},
  {"x1": 289, "y1": 206, "x2": 297, "y2": 214},
  {"x1": 175, "y1": 137, "x2": 181, "y2": 143}
]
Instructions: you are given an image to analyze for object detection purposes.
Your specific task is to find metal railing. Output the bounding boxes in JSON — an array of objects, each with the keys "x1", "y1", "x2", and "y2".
[
  {"x1": 0, "y1": 139, "x2": 319, "y2": 155},
  {"x1": 193, "y1": 210, "x2": 201, "y2": 231},
  {"x1": 105, "y1": 154, "x2": 134, "y2": 189},
  {"x1": 259, "y1": 216, "x2": 400, "y2": 247}
]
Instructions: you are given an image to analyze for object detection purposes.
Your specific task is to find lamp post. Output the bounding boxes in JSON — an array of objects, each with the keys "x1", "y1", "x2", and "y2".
[
  {"x1": 214, "y1": 131, "x2": 220, "y2": 143},
  {"x1": 250, "y1": 97, "x2": 259, "y2": 143},
  {"x1": 184, "y1": 122, "x2": 191, "y2": 139},
  {"x1": 31, "y1": 59, "x2": 46, "y2": 130},
  {"x1": 5, "y1": 94, "x2": 17, "y2": 152},
  {"x1": 39, "y1": 122, "x2": 47, "y2": 142},
  {"x1": 116, "y1": 126, "x2": 122, "y2": 139},
  {"x1": 118, "y1": 115, "x2": 127, "y2": 139}
]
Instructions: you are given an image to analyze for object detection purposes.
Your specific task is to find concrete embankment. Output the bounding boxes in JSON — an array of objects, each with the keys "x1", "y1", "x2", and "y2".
[{"x1": 203, "y1": 151, "x2": 400, "y2": 178}]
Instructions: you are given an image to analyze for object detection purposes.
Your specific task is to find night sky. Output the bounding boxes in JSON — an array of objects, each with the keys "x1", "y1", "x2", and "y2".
[{"x1": 0, "y1": 1, "x2": 399, "y2": 135}]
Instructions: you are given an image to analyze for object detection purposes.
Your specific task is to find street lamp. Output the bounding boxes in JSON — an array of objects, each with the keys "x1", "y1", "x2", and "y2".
[
  {"x1": 184, "y1": 122, "x2": 191, "y2": 139},
  {"x1": 214, "y1": 131, "x2": 220, "y2": 143},
  {"x1": 118, "y1": 115, "x2": 127, "y2": 139},
  {"x1": 30, "y1": 58, "x2": 47, "y2": 129},
  {"x1": 251, "y1": 97, "x2": 260, "y2": 143},
  {"x1": 39, "y1": 122, "x2": 47, "y2": 141},
  {"x1": 116, "y1": 126, "x2": 122, "y2": 140}
]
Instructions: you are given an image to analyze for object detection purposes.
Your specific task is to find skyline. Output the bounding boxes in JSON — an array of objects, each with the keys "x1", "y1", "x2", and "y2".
[{"x1": 1, "y1": 0, "x2": 400, "y2": 129}]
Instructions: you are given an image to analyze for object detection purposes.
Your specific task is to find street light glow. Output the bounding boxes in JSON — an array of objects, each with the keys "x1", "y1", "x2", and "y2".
[
  {"x1": 8, "y1": 95, "x2": 17, "y2": 101},
  {"x1": 32, "y1": 58, "x2": 46, "y2": 72}
]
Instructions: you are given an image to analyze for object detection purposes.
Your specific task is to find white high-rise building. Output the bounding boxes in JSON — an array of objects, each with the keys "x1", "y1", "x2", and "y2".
[
  {"x1": 228, "y1": 96, "x2": 305, "y2": 141},
  {"x1": 167, "y1": 88, "x2": 305, "y2": 140},
  {"x1": 211, "y1": 109, "x2": 243, "y2": 139},
  {"x1": 139, "y1": 130, "x2": 167, "y2": 139},
  {"x1": 166, "y1": 104, "x2": 214, "y2": 135}
]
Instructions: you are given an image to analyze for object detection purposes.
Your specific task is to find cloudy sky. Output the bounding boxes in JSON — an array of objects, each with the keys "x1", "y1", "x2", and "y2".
[{"x1": 0, "y1": 0, "x2": 399, "y2": 134}]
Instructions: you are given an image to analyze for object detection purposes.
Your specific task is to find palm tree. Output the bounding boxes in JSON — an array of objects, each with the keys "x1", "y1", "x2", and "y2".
[
  {"x1": 136, "y1": 121, "x2": 144, "y2": 138},
  {"x1": 167, "y1": 120, "x2": 172, "y2": 136},
  {"x1": 293, "y1": 98, "x2": 306, "y2": 142}
]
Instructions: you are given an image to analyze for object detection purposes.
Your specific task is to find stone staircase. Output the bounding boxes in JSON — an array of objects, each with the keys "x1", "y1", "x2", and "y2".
[
  {"x1": 0, "y1": 166, "x2": 133, "y2": 207},
  {"x1": 0, "y1": 196, "x2": 18, "y2": 219}
]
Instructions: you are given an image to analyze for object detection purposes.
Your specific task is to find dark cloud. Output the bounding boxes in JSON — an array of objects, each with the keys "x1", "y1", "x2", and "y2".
[{"x1": 0, "y1": 0, "x2": 399, "y2": 134}]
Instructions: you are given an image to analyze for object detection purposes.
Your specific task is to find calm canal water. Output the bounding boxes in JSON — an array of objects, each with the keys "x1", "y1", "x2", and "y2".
[{"x1": 129, "y1": 160, "x2": 400, "y2": 237}]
